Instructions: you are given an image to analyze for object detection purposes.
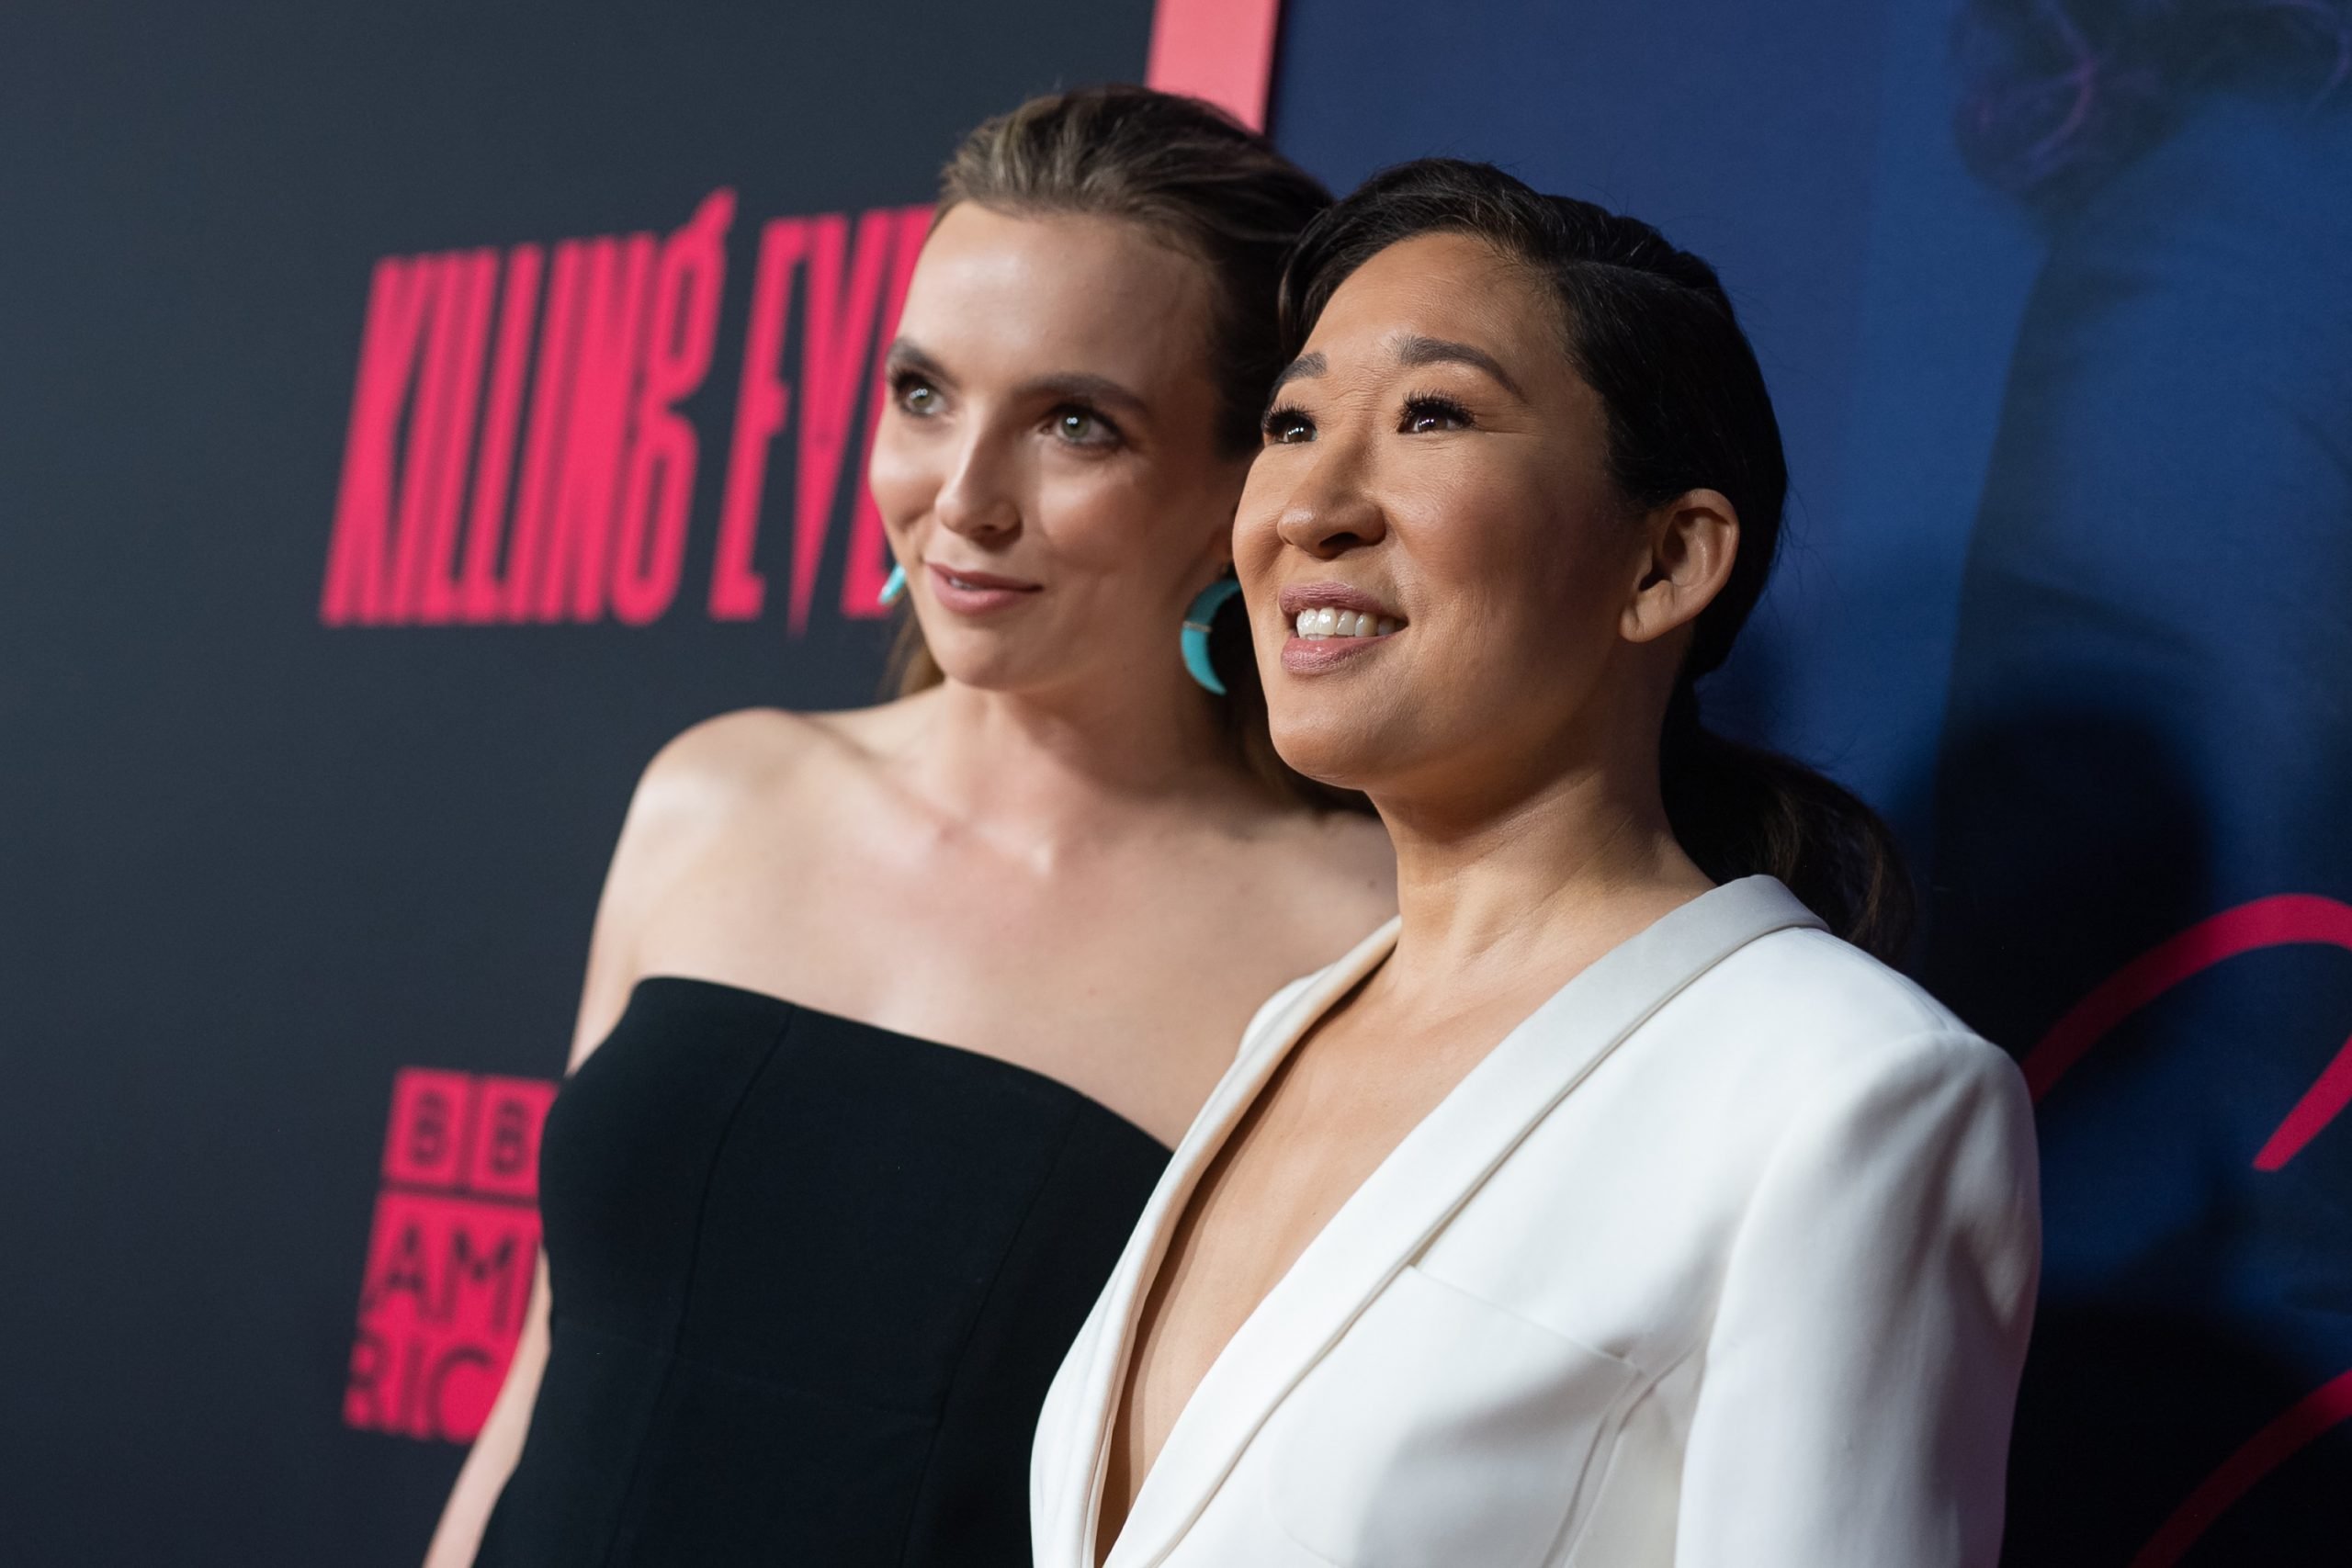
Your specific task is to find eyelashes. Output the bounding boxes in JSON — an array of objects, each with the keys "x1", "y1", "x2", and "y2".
[
  {"x1": 886, "y1": 373, "x2": 1125, "y2": 450},
  {"x1": 1047, "y1": 403, "x2": 1125, "y2": 448},
  {"x1": 1398, "y1": 391, "x2": 1472, "y2": 433},
  {"x1": 1261, "y1": 401, "x2": 1314, "y2": 444},
  {"x1": 1259, "y1": 389, "x2": 1478, "y2": 446},
  {"x1": 888, "y1": 367, "x2": 940, "y2": 415}
]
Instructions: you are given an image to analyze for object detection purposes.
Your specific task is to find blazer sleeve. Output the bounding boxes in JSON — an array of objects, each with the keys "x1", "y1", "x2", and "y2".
[{"x1": 1674, "y1": 1032, "x2": 2041, "y2": 1568}]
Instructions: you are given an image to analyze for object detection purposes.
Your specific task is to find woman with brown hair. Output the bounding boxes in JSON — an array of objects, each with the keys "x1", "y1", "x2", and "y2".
[
  {"x1": 424, "y1": 86, "x2": 1393, "y2": 1568},
  {"x1": 1035, "y1": 160, "x2": 2039, "y2": 1568}
]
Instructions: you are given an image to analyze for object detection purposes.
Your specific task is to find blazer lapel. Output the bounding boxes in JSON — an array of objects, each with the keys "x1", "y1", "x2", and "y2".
[
  {"x1": 1044, "y1": 916, "x2": 1406, "y2": 1568},
  {"x1": 1103, "y1": 876, "x2": 1825, "y2": 1568}
]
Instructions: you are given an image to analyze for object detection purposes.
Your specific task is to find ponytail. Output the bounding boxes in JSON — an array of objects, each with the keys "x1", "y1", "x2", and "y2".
[
  {"x1": 1283, "y1": 158, "x2": 1915, "y2": 958},
  {"x1": 1660, "y1": 685, "x2": 1913, "y2": 963}
]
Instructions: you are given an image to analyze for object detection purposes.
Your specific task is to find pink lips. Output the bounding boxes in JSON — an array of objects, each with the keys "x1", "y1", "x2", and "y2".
[
  {"x1": 1276, "y1": 579, "x2": 1407, "y2": 676},
  {"x1": 1276, "y1": 581, "x2": 1398, "y2": 620},
  {"x1": 926, "y1": 562, "x2": 1041, "y2": 616}
]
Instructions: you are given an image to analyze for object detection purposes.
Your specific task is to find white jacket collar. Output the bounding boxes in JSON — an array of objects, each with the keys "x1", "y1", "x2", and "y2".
[{"x1": 1045, "y1": 875, "x2": 1826, "y2": 1568}]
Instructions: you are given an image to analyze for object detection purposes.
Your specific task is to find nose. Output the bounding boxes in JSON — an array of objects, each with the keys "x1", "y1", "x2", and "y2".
[
  {"x1": 933, "y1": 432, "x2": 1022, "y2": 544},
  {"x1": 1272, "y1": 440, "x2": 1387, "y2": 559}
]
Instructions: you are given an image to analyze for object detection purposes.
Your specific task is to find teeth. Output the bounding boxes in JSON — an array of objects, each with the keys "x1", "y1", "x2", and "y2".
[{"x1": 1291, "y1": 606, "x2": 1403, "y2": 640}]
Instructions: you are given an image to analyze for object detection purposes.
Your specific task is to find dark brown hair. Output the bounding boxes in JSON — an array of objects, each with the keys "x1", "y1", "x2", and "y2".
[
  {"x1": 1280, "y1": 159, "x2": 1914, "y2": 958},
  {"x1": 889, "y1": 85, "x2": 1360, "y2": 811}
]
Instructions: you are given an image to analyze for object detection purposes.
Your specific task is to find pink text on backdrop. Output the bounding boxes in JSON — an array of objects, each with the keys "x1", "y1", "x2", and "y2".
[
  {"x1": 345, "y1": 1068, "x2": 558, "y2": 1444},
  {"x1": 320, "y1": 191, "x2": 930, "y2": 632}
]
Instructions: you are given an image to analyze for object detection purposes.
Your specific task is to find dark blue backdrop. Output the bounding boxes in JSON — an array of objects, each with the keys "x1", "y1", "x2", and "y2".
[{"x1": 1269, "y1": 2, "x2": 2351, "y2": 1561}]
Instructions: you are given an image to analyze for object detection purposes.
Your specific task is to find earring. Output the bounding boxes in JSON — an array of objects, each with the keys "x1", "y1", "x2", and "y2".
[
  {"x1": 876, "y1": 563, "x2": 908, "y2": 607},
  {"x1": 1180, "y1": 579, "x2": 1243, "y2": 695}
]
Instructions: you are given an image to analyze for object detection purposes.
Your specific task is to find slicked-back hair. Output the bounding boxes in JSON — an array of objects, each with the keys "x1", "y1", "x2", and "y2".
[{"x1": 888, "y1": 86, "x2": 1361, "y2": 813}]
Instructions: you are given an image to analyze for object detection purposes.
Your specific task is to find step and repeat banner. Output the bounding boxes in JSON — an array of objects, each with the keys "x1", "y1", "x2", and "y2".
[{"x1": 4, "y1": 0, "x2": 2345, "y2": 1562}]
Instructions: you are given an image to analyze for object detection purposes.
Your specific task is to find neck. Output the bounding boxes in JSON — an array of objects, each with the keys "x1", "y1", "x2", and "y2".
[
  {"x1": 910, "y1": 658, "x2": 1260, "y2": 845},
  {"x1": 1371, "y1": 739, "x2": 1712, "y2": 999}
]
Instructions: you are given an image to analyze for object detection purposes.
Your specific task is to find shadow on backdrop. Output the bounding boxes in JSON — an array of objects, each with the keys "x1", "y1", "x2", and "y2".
[{"x1": 1926, "y1": 6, "x2": 2352, "y2": 1557}]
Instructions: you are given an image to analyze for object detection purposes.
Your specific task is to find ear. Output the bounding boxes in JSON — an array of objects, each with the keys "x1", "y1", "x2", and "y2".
[{"x1": 1621, "y1": 488, "x2": 1738, "y2": 646}]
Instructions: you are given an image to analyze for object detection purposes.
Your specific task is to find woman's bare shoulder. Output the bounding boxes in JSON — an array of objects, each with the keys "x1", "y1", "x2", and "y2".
[
  {"x1": 634, "y1": 700, "x2": 921, "y2": 817},
  {"x1": 644, "y1": 705, "x2": 822, "y2": 788},
  {"x1": 606, "y1": 706, "x2": 874, "y2": 892},
  {"x1": 575, "y1": 704, "x2": 910, "y2": 1050}
]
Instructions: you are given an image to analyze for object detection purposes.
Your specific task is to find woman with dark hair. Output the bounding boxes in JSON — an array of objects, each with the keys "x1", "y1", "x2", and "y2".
[
  {"x1": 1032, "y1": 160, "x2": 2040, "y2": 1568},
  {"x1": 423, "y1": 87, "x2": 1393, "y2": 1568}
]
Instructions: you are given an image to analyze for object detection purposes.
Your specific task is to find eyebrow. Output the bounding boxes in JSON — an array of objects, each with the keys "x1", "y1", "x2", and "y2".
[
  {"x1": 887, "y1": 338, "x2": 1149, "y2": 421},
  {"x1": 884, "y1": 337, "x2": 954, "y2": 386},
  {"x1": 1011, "y1": 370, "x2": 1148, "y2": 420},
  {"x1": 1393, "y1": 333, "x2": 1525, "y2": 399},
  {"x1": 1267, "y1": 352, "x2": 1328, "y2": 400}
]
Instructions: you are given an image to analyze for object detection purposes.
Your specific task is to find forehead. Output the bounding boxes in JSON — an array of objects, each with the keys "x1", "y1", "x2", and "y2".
[
  {"x1": 1306, "y1": 231, "x2": 1564, "y2": 376},
  {"x1": 899, "y1": 204, "x2": 1214, "y2": 386}
]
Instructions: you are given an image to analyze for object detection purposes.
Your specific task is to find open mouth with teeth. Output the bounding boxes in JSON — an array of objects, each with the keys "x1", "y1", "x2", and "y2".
[{"x1": 1292, "y1": 606, "x2": 1402, "y2": 639}]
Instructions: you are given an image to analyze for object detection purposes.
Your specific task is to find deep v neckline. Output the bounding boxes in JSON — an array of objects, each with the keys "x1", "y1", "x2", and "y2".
[{"x1": 1079, "y1": 877, "x2": 1826, "y2": 1568}]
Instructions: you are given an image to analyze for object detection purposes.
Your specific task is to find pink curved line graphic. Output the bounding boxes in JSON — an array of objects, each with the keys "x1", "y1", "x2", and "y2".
[
  {"x1": 2127, "y1": 1367, "x2": 2352, "y2": 1568},
  {"x1": 2021, "y1": 893, "x2": 2352, "y2": 1563},
  {"x1": 2021, "y1": 893, "x2": 2352, "y2": 1169}
]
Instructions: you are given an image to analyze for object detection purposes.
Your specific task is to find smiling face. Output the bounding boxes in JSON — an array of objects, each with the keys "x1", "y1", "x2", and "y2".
[
  {"x1": 1236, "y1": 231, "x2": 1708, "y2": 807},
  {"x1": 868, "y1": 204, "x2": 1246, "y2": 699}
]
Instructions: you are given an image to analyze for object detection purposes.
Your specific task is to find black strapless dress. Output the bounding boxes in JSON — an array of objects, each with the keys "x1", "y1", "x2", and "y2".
[{"x1": 475, "y1": 976, "x2": 1170, "y2": 1566}]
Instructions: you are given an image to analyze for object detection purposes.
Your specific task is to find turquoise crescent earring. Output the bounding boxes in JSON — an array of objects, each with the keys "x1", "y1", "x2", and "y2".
[
  {"x1": 876, "y1": 562, "x2": 908, "y2": 607},
  {"x1": 1181, "y1": 579, "x2": 1243, "y2": 695}
]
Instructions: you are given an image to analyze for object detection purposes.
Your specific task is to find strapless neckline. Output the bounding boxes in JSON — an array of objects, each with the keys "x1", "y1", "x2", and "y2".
[
  {"x1": 479, "y1": 969, "x2": 1174, "y2": 1566},
  {"x1": 628, "y1": 974, "x2": 1170, "y2": 1152}
]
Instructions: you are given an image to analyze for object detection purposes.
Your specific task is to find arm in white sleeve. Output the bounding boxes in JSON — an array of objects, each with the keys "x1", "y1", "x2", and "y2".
[{"x1": 1676, "y1": 1032, "x2": 2041, "y2": 1568}]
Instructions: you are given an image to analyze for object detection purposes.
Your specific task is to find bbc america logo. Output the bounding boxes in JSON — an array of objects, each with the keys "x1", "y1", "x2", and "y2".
[{"x1": 345, "y1": 1068, "x2": 556, "y2": 1443}]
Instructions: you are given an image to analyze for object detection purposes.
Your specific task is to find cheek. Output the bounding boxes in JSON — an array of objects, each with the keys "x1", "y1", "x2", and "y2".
[
  {"x1": 1033, "y1": 462, "x2": 1151, "y2": 569},
  {"x1": 1403, "y1": 479, "x2": 1629, "y2": 673},
  {"x1": 1391, "y1": 466, "x2": 1555, "y2": 616},
  {"x1": 865, "y1": 420, "x2": 937, "y2": 529},
  {"x1": 1232, "y1": 462, "x2": 1284, "y2": 577},
  {"x1": 1057, "y1": 454, "x2": 1242, "y2": 579}
]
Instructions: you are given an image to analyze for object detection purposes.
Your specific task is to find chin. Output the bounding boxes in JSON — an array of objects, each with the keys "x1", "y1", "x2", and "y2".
[
  {"x1": 1264, "y1": 703, "x2": 1393, "y2": 794},
  {"x1": 923, "y1": 626, "x2": 1091, "y2": 698}
]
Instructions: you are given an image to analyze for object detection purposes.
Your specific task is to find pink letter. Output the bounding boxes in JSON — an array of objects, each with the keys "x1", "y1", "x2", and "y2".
[
  {"x1": 398, "y1": 250, "x2": 499, "y2": 624},
  {"x1": 519, "y1": 234, "x2": 656, "y2": 622},
  {"x1": 709, "y1": 218, "x2": 809, "y2": 620},
  {"x1": 612, "y1": 189, "x2": 733, "y2": 626},
  {"x1": 839, "y1": 206, "x2": 934, "y2": 619},
  {"x1": 321, "y1": 256, "x2": 431, "y2": 625},
  {"x1": 498, "y1": 242, "x2": 588, "y2": 621},
  {"x1": 787, "y1": 209, "x2": 895, "y2": 634},
  {"x1": 458, "y1": 244, "x2": 544, "y2": 624}
]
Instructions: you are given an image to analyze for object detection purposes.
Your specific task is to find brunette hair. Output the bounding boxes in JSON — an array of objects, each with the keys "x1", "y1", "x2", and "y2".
[
  {"x1": 1280, "y1": 159, "x2": 1913, "y2": 959},
  {"x1": 888, "y1": 85, "x2": 1358, "y2": 810}
]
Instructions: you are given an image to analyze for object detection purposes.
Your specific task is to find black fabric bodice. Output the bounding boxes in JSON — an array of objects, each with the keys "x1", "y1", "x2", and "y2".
[{"x1": 475, "y1": 976, "x2": 1170, "y2": 1566}]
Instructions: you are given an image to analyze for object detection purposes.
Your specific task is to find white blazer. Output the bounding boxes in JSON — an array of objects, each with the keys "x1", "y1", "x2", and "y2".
[{"x1": 1032, "y1": 876, "x2": 2040, "y2": 1568}]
